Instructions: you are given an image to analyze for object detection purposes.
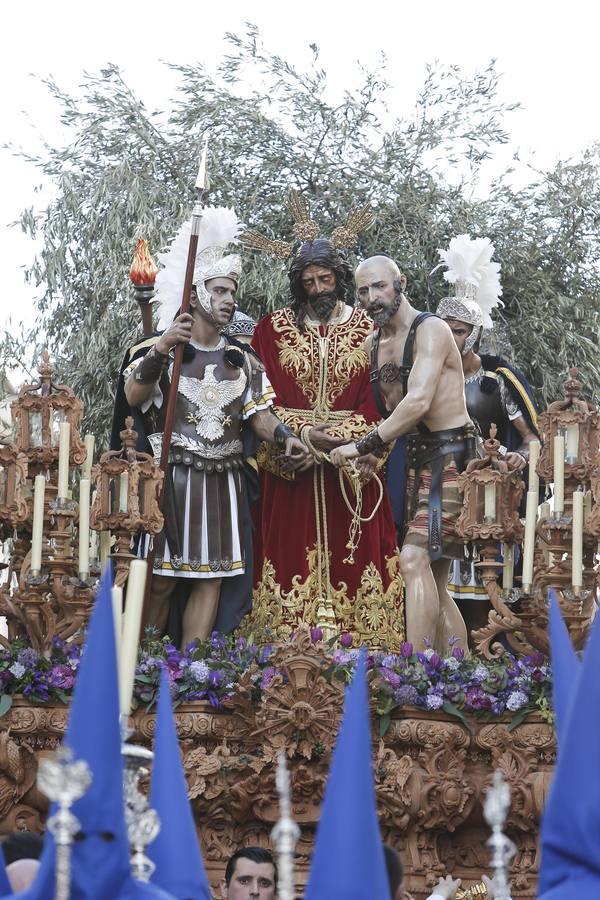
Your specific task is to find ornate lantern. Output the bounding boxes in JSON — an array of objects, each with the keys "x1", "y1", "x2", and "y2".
[
  {"x1": 455, "y1": 425, "x2": 525, "y2": 656},
  {"x1": 11, "y1": 351, "x2": 86, "y2": 477},
  {"x1": 537, "y1": 368, "x2": 599, "y2": 491},
  {"x1": 0, "y1": 440, "x2": 28, "y2": 530},
  {"x1": 90, "y1": 418, "x2": 163, "y2": 586}
]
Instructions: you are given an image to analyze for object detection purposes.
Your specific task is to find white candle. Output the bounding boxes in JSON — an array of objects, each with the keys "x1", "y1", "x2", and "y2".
[
  {"x1": 502, "y1": 543, "x2": 514, "y2": 591},
  {"x1": 565, "y1": 424, "x2": 579, "y2": 463},
  {"x1": 522, "y1": 490, "x2": 538, "y2": 591},
  {"x1": 99, "y1": 531, "x2": 111, "y2": 567},
  {"x1": 78, "y1": 478, "x2": 90, "y2": 579},
  {"x1": 30, "y1": 474, "x2": 46, "y2": 574},
  {"x1": 82, "y1": 434, "x2": 95, "y2": 481},
  {"x1": 57, "y1": 422, "x2": 71, "y2": 500},
  {"x1": 119, "y1": 559, "x2": 147, "y2": 717},
  {"x1": 484, "y1": 482, "x2": 496, "y2": 521},
  {"x1": 539, "y1": 502, "x2": 551, "y2": 522},
  {"x1": 111, "y1": 585, "x2": 123, "y2": 660},
  {"x1": 528, "y1": 440, "x2": 540, "y2": 494},
  {"x1": 572, "y1": 490, "x2": 584, "y2": 590},
  {"x1": 119, "y1": 472, "x2": 129, "y2": 513},
  {"x1": 553, "y1": 435, "x2": 565, "y2": 515}
]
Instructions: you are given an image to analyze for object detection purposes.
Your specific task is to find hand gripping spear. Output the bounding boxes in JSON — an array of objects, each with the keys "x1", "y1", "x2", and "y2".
[{"x1": 141, "y1": 139, "x2": 209, "y2": 609}]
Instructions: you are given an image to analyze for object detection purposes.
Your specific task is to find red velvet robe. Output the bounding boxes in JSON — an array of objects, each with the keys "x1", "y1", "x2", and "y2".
[{"x1": 250, "y1": 305, "x2": 403, "y2": 648}]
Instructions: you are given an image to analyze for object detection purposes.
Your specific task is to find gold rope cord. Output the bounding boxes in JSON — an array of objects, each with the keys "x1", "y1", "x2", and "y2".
[{"x1": 337, "y1": 463, "x2": 384, "y2": 564}]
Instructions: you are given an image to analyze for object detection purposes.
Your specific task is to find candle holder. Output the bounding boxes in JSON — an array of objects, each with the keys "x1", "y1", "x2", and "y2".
[
  {"x1": 537, "y1": 368, "x2": 599, "y2": 491},
  {"x1": 11, "y1": 350, "x2": 86, "y2": 479},
  {"x1": 455, "y1": 425, "x2": 525, "y2": 657},
  {"x1": 90, "y1": 417, "x2": 163, "y2": 588}
]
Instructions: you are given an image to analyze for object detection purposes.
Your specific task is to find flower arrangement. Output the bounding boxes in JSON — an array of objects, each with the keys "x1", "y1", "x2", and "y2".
[{"x1": 0, "y1": 630, "x2": 552, "y2": 732}]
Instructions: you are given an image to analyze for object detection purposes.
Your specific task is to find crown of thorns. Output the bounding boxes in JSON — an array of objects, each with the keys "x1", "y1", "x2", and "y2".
[{"x1": 242, "y1": 190, "x2": 374, "y2": 261}]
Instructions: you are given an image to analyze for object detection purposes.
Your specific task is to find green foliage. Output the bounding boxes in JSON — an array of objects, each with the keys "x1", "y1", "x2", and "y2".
[{"x1": 2, "y1": 24, "x2": 599, "y2": 445}]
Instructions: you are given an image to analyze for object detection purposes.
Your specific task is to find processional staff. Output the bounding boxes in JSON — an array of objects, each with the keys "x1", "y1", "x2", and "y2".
[{"x1": 139, "y1": 138, "x2": 209, "y2": 602}]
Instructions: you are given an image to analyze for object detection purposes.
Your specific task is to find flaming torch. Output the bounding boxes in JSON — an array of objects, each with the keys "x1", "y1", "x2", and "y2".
[{"x1": 129, "y1": 238, "x2": 159, "y2": 337}]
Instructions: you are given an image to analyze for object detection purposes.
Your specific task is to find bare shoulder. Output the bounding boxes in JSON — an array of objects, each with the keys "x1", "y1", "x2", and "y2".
[{"x1": 417, "y1": 315, "x2": 453, "y2": 346}]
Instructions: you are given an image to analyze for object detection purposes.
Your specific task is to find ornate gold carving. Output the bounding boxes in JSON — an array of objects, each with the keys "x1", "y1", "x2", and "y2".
[{"x1": 250, "y1": 547, "x2": 404, "y2": 649}]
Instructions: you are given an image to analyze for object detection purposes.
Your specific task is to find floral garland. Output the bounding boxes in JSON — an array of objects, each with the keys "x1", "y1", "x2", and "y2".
[{"x1": 0, "y1": 630, "x2": 552, "y2": 731}]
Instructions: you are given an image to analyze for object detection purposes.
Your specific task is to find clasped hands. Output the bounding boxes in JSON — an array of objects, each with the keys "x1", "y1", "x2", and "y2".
[{"x1": 283, "y1": 425, "x2": 376, "y2": 481}]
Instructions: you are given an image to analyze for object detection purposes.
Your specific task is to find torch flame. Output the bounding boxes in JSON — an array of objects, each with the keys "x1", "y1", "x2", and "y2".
[{"x1": 129, "y1": 238, "x2": 159, "y2": 286}]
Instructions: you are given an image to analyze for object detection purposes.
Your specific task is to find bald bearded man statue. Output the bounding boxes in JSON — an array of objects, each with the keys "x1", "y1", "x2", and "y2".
[{"x1": 331, "y1": 256, "x2": 476, "y2": 652}]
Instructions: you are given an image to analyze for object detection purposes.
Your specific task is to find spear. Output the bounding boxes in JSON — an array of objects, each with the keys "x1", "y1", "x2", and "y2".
[{"x1": 141, "y1": 138, "x2": 209, "y2": 607}]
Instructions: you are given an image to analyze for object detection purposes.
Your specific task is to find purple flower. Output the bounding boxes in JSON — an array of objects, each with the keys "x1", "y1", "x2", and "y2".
[
  {"x1": 210, "y1": 632, "x2": 226, "y2": 651},
  {"x1": 189, "y1": 661, "x2": 210, "y2": 682},
  {"x1": 394, "y1": 684, "x2": 419, "y2": 706},
  {"x1": 378, "y1": 667, "x2": 401, "y2": 689},
  {"x1": 472, "y1": 665, "x2": 489, "y2": 684},
  {"x1": 236, "y1": 636, "x2": 247, "y2": 650},
  {"x1": 208, "y1": 669, "x2": 224, "y2": 688},
  {"x1": 260, "y1": 666, "x2": 279, "y2": 689},
  {"x1": 340, "y1": 633, "x2": 353, "y2": 648},
  {"x1": 452, "y1": 646, "x2": 465, "y2": 661},
  {"x1": 17, "y1": 648, "x2": 39, "y2": 667},
  {"x1": 310, "y1": 627, "x2": 323, "y2": 644},
  {"x1": 399, "y1": 642, "x2": 414, "y2": 658},
  {"x1": 49, "y1": 665, "x2": 75, "y2": 690}
]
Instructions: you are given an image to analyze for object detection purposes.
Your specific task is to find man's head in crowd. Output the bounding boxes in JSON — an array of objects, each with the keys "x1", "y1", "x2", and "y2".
[
  {"x1": 355, "y1": 255, "x2": 407, "y2": 328},
  {"x1": 221, "y1": 847, "x2": 278, "y2": 900},
  {"x1": 288, "y1": 239, "x2": 354, "y2": 330}
]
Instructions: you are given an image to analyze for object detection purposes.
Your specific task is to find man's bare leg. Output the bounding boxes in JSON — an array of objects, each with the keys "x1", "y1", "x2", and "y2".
[
  {"x1": 431, "y1": 557, "x2": 468, "y2": 653},
  {"x1": 181, "y1": 578, "x2": 222, "y2": 647},
  {"x1": 142, "y1": 574, "x2": 177, "y2": 638},
  {"x1": 400, "y1": 544, "x2": 440, "y2": 651}
]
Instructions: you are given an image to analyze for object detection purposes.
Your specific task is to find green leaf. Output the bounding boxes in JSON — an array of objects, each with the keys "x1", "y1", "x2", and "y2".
[
  {"x1": 507, "y1": 706, "x2": 532, "y2": 731},
  {"x1": 0, "y1": 694, "x2": 13, "y2": 719},
  {"x1": 379, "y1": 713, "x2": 391, "y2": 737}
]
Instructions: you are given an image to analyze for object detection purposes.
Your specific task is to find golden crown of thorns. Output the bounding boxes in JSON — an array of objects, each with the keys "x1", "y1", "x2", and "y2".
[{"x1": 243, "y1": 190, "x2": 374, "y2": 261}]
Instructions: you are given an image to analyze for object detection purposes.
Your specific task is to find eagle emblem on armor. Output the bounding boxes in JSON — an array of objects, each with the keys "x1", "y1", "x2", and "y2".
[{"x1": 178, "y1": 365, "x2": 246, "y2": 441}]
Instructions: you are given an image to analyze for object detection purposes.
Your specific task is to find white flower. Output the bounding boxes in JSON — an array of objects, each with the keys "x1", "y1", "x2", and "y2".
[
  {"x1": 9, "y1": 662, "x2": 26, "y2": 679},
  {"x1": 189, "y1": 660, "x2": 210, "y2": 682},
  {"x1": 424, "y1": 648, "x2": 435, "y2": 660},
  {"x1": 445, "y1": 657, "x2": 460, "y2": 671}
]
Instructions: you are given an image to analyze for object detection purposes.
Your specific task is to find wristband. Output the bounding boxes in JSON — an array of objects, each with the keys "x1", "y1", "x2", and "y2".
[
  {"x1": 355, "y1": 428, "x2": 386, "y2": 456},
  {"x1": 133, "y1": 346, "x2": 168, "y2": 384}
]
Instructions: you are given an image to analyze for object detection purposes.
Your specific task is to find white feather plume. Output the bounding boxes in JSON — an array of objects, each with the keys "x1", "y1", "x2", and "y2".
[
  {"x1": 437, "y1": 234, "x2": 503, "y2": 328},
  {"x1": 156, "y1": 207, "x2": 244, "y2": 329}
]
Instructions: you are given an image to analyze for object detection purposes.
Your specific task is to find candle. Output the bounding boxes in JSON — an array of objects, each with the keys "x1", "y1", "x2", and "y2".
[
  {"x1": 99, "y1": 531, "x2": 111, "y2": 567},
  {"x1": 528, "y1": 440, "x2": 540, "y2": 494},
  {"x1": 484, "y1": 482, "x2": 496, "y2": 521},
  {"x1": 553, "y1": 435, "x2": 565, "y2": 515},
  {"x1": 502, "y1": 543, "x2": 514, "y2": 591},
  {"x1": 30, "y1": 474, "x2": 46, "y2": 574},
  {"x1": 572, "y1": 490, "x2": 584, "y2": 590},
  {"x1": 82, "y1": 434, "x2": 95, "y2": 481},
  {"x1": 522, "y1": 490, "x2": 538, "y2": 591},
  {"x1": 57, "y1": 422, "x2": 71, "y2": 500},
  {"x1": 111, "y1": 585, "x2": 123, "y2": 660},
  {"x1": 119, "y1": 472, "x2": 129, "y2": 513},
  {"x1": 119, "y1": 559, "x2": 147, "y2": 717},
  {"x1": 565, "y1": 424, "x2": 579, "y2": 463},
  {"x1": 78, "y1": 478, "x2": 90, "y2": 579},
  {"x1": 539, "y1": 502, "x2": 551, "y2": 522}
]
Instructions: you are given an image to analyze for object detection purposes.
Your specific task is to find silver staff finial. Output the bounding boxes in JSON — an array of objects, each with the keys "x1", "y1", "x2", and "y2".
[
  {"x1": 122, "y1": 742, "x2": 161, "y2": 882},
  {"x1": 483, "y1": 769, "x2": 516, "y2": 900},
  {"x1": 37, "y1": 746, "x2": 93, "y2": 900},
  {"x1": 271, "y1": 752, "x2": 300, "y2": 900}
]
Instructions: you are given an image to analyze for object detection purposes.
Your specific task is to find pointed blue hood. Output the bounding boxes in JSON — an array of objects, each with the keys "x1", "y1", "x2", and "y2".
[
  {"x1": 148, "y1": 667, "x2": 212, "y2": 899},
  {"x1": 538, "y1": 605, "x2": 600, "y2": 897},
  {"x1": 305, "y1": 650, "x2": 391, "y2": 900}
]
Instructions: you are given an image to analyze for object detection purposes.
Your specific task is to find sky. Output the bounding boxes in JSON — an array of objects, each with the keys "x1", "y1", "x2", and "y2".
[{"x1": 1, "y1": 0, "x2": 598, "y2": 367}]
